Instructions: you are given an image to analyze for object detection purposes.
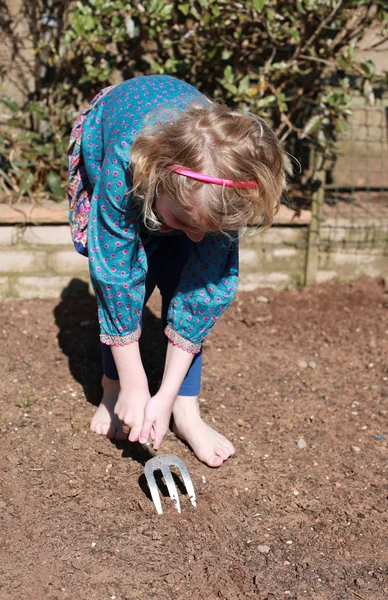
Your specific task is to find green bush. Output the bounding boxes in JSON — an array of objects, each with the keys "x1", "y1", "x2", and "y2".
[{"x1": 0, "y1": 0, "x2": 387, "y2": 202}]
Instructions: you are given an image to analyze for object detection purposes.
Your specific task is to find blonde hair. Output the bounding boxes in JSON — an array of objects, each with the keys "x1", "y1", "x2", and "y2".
[{"x1": 130, "y1": 103, "x2": 285, "y2": 234}]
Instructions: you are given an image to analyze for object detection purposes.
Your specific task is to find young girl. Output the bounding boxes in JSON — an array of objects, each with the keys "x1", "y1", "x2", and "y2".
[{"x1": 68, "y1": 75, "x2": 285, "y2": 467}]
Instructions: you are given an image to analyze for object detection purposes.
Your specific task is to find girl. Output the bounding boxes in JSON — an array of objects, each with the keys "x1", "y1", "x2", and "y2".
[{"x1": 68, "y1": 75, "x2": 285, "y2": 467}]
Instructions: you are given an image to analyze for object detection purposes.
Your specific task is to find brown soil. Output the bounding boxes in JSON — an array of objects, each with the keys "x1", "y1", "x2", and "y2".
[{"x1": 1, "y1": 278, "x2": 387, "y2": 600}]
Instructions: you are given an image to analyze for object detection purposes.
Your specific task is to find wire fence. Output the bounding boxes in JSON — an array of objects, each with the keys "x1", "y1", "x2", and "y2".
[{"x1": 315, "y1": 94, "x2": 388, "y2": 255}]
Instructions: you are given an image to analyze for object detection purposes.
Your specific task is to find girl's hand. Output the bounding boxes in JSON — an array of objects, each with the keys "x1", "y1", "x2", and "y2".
[
  {"x1": 138, "y1": 393, "x2": 175, "y2": 450},
  {"x1": 114, "y1": 387, "x2": 151, "y2": 442}
]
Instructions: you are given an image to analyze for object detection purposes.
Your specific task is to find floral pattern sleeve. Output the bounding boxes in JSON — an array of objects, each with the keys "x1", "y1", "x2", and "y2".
[
  {"x1": 87, "y1": 153, "x2": 147, "y2": 346},
  {"x1": 165, "y1": 234, "x2": 239, "y2": 353}
]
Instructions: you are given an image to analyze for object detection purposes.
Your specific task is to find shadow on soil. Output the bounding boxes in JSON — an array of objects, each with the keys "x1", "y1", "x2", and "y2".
[
  {"x1": 53, "y1": 278, "x2": 173, "y2": 474},
  {"x1": 53, "y1": 278, "x2": 166, "y2": 402}
]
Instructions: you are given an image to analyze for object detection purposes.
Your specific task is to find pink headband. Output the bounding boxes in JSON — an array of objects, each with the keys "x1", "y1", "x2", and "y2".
[{"x1": 167, "y1": 165, "x2": 258, "y2": 189}]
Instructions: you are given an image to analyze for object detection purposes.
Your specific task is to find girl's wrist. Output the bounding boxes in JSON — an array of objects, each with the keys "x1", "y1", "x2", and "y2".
[
  {"x1": 119, "y1": 376, "x2": 149, "y2": 393},
  {"x1": 154, "y1": 387, "x2": 177, "y2": 406}
]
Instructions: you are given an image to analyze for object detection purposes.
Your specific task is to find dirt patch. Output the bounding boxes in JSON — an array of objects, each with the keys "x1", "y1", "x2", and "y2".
[{"x1": 0, "y1": 278, "x2": 387, "y2": 600}]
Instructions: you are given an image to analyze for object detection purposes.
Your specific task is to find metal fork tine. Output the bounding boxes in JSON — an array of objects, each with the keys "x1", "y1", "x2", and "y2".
[
  {"x1": 167, "y1": 456, "x2": 197, "y2": 509},
  {"x1": 144, "y1": 462, "x2": 163, "y2": 515},
  {"x1": 142, "y1": 453, "x2": 197, "y2": 514},
  {"x1": 160, "y1": 464, "x2": 181, "y2": 513}
]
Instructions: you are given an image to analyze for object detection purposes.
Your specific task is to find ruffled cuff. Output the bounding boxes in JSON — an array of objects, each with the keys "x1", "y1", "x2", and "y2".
[
  {"x1": 100, "y1": 326, "x2": 141, "y2": 346},
  {"x1": 164, "y1": 325, "x2": 202, "y2": 354}
]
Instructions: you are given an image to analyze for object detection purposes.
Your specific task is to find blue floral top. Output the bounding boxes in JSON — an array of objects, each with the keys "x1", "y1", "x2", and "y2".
[{"x1": 68, "y1": 75, "x2": 238, "y2": 354}]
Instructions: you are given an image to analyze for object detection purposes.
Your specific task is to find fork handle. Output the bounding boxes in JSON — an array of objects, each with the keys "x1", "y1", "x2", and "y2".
[{"x1": 141, "y1": 439, "x2": 157, "y2": 457}]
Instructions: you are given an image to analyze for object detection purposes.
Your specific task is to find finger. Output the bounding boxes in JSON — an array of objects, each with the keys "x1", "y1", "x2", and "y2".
[
  {"x1": 127, "y1": 423, "x2": 143, "y2": 443},
  {"x1": 152, "y1": 426, "x2": 166, "y2": 450},
  {"x1": 138, "y1": 418, "x2": 154, "y2": 445}
]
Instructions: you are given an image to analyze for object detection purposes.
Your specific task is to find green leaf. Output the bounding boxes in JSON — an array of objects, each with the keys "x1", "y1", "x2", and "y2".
[
  {"x1": 238, "y1": 75, "x2": 250, "y2": 95},
  {"x1": 253, "y1": 0, "x2": 266, "y2": 12},
  {"x1": 71, "y1": 14, "x2": 85, "y2": 37},
  {"x1": 224, "y1": 64, "x2": 233, "y2": 83},
  {"x1": 178, "y1": 3, "x2": 190, "y2": 16},
  {"x1": 302, "y1": 115, "x2": 323, "y2": 138},
  {"x1": 222, "y1": 82, "x2": 238, "y2": 95},
  {"x1": 47, "y1": 171, "x2": 64, "y2": 202},
  {"x1": 255, "y1": 95, "x2": 277, "y2": 109},
  {"x1": 190, "y1": 6, "x2": 201, "y2": 20},
  {"x1": 1, "y1": 96, "x2": 20, "y2": 113},
  {"x1": 289, "y1": 28, "x2": 300, "y2": 43},
  {"x1": 19, "y1": 171, "x2": 35, "y2": 195},
  {"x1": 83, "y1": 15, "x2": 96, "y2": 31}
]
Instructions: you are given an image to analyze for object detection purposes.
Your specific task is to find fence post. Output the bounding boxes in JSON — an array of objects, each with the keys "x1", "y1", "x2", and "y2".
[{"x1": 305, "y1": 168, "x2": 325, "y2": 286}]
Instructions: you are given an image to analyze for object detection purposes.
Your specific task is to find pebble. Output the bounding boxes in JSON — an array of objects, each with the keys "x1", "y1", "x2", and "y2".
[
  {"x1": 237, "y1": 418, "x2": 244, "y2": 427},
  {"x1": 308, "y1": 361, "x2": 317, "y2": 369},
  {"x1": 297, "y1": 438, "x2": 307, "y2": 449},
  {"x1": 257, "y1": 545, "x2": 271, "y2": 554},
  {"x1": 298, "y1": 360, "x2": 308, "y2": 369},
  {"x1": 0, "y1": 500, "x2": 6, "y2": 509},
  {"x1": 256, "y1": 295, "x2": 269, "y2": 303},
  {"x1": 351, "y1": 446, "x2": 361, "y2": 453}
]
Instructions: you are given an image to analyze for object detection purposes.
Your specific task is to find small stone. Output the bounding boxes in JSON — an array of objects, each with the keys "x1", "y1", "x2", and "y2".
[
  {"x1": 351, "y1": 446, "x2": 361, "y2": 453},
  {"x1": 298, "y1": 360, "x2": 308, "y2": 369},
  {"x1": 297, "y1": 438, "x2": 307, "y2": 449},
  {"x1": 237, "y1": 418, "x2": 244, "y2": 427},
  {"x1": 233, "y1": 487, "x2": 239, "y2": 496},
  {"x1": 308, "y1": 361, "x2": 317, "y2": 369},
  {"x1": 0, "y1": 500, "x2": 6, "y2": 509},
  {"x1": 257, "y1": 545, "x2": 271, "y2": 554},
  {"x1": 91, "y1": 542, "x2": 96, "y2": 548},
  {"x1": 256, "y1": 295, "x2": 269, "y2": 303},
  {"x1": 286, "y1": 540, "x2": 293, "y2": 545},
  {"x1": 368, "y1": 363, "x2": 374, "y2": 369},
  {"x1": 283, "y1": 561, "x2": 291, "y2": 566}
]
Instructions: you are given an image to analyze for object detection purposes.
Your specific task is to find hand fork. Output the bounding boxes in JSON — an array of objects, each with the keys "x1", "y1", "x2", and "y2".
[{"x1": 142, "y1": 440, "x2": 196, "y2": 515}]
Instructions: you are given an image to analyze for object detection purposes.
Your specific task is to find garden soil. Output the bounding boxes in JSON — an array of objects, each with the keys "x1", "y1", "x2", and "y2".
[{"x1": 0, "y1": 278, "x2": 387, "y2": 600}]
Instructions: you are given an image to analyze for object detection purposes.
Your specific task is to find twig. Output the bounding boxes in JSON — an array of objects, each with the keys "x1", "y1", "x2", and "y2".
[
  {"x1": 299, "y1": 54, "x2": 336, "y2": 67},
  {"x1": 299, "y1": 0, "x2": 344, "y2": 56},
  {"x1": 352, "y1": 591, "x2": 370, "y2": 600}
]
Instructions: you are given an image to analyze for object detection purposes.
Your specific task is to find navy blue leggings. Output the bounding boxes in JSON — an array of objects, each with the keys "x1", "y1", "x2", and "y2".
[{"x1": 101, "y1": 235, "x2": 203, "y2": 396}]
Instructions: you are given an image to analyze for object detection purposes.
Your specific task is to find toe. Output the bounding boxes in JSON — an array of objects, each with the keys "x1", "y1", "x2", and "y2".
[
  {"x1": 206, "y1": 454, "x2": 224, "y2": 468},
  {"x1": 216, "y1": 447, "x2": 231, "y2": 460},
  {"x1": 90, "y1": 420, "x2": 102, "y2": 435},
  {"x1": 100, "y1": 422, "x2": 111, "y2": 437}
]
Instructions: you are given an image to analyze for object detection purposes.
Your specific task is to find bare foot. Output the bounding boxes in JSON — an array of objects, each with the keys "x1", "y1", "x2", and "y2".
[
  {"x1": 172, "y1": 395, "x2": 235, "y2": 467},
  {"x1": 90, "y1": 376, "x2": 127, "y2": 441}
]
